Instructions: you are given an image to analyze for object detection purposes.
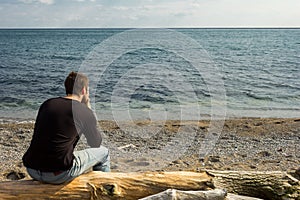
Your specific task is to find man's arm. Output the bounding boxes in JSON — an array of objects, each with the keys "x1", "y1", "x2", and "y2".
[
  {"x1": 85, "y1": 125, "x2": 102, "y2": 147},
  {"x1": 82, "y1": 109, "x2": 102, "y2": 147}
]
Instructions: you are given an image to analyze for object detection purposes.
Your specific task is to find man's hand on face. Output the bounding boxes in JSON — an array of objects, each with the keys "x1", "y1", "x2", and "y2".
[{"x1": 81, "y1": 87, "x2": 91, "y2": 109}]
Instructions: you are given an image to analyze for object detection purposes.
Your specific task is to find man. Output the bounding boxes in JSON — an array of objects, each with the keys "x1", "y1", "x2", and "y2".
[{"x1": 23, "y1": 71, "x2": 110, "y2": 184}]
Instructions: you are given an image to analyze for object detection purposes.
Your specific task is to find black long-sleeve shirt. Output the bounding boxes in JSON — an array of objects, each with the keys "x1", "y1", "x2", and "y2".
[{"x1": 23, "y1": 97, "x2": 102, "y2": 172}]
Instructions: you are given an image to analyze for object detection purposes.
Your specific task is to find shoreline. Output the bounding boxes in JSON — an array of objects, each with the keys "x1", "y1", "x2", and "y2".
[
  {"x1": 1, "y1": 115, "x2": 300, "y2": 123},
  {"x1": 0, "y1": 117, "x2": 299, "y2": 181}
]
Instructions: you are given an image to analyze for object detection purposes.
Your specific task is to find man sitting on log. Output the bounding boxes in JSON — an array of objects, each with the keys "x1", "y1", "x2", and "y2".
[{"x1": 22, "y1": 71, "x2": 110, "y2": 184}]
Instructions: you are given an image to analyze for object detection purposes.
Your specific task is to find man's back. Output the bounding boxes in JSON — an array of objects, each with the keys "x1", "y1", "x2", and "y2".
[{"x1": 22, "y1": 97, "x2": 101, "y2": 172}]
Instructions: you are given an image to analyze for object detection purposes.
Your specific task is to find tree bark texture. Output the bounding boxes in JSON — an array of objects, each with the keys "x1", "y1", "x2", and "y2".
[
  {"x1": 0, "y1": 170, "x2": 299, "y2": 200},
  {"x1": 207, "y1": 170, "x2": 300, "y2": 200},
  {"x1": 0, "y1": 171, "x2": 212, "y2": 200}
]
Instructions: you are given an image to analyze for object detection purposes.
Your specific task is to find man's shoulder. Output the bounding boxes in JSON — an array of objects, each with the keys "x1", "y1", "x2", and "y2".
[
  {"x1": 43, "y1": 97, "x2": 63, "y2": 104},
  {"x1": 40, "y1": 97, "x2": 71, "y2": 109}
]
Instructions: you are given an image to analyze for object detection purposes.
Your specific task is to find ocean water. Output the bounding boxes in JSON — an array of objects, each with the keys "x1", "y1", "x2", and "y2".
[{"x1": 0, "y1": 28, "x2": 299, "y2": 120}]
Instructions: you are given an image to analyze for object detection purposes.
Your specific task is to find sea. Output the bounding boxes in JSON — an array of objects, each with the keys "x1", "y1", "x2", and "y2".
[{"x1": 0, "y1": 28, "x2": 299, "y2": 121}]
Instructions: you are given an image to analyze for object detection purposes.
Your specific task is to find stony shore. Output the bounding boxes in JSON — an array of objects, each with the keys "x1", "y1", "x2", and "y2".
[{"x1": 0, "y1": 117, "x2": 299, "y2": 181}]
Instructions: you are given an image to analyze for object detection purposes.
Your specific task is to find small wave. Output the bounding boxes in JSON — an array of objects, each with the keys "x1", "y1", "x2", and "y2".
[
  {"x1": 0, "y1": 97, "x2": 26, "y2": 105},
  {"x1": 0, "y1": 97, "x2": 38, "y2": 109},
  {"x1": 267, "y1": 81, "x2": 300, "y2": 90},
  {"x1": 245, "y1": 92, "x2": 273, "y2": 101},
  {"x1": 50, "y1": 55, "x2": 82, "y2": 61},
  {"x1": 195, "y1": 90, "x2": 211, "y2": 97},
  {"x1": 228, "y1": 46, "x2": 243, "y2": 51},
  {"x1": 228, "y1": 105, "x2": 300, "y2": 111},
  {"x1": 130, "y1": 93, "x2": 178, "y2": 103},
  {"x1": 0, "y1": 118, "x2": 35, "y2": 124},
  {"x1": 276, "y1": 95, "x2": 300, "y2": 100}
]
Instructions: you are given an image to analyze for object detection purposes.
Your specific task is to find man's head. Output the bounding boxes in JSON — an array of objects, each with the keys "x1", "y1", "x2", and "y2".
[{"x1": 64, "y1": 71, "x2": 89, "y2": 96}]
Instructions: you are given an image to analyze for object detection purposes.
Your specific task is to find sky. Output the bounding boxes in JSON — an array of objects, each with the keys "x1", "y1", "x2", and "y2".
[{"x1": 0, "y1": 0, "x2": 299, "y2": 28}]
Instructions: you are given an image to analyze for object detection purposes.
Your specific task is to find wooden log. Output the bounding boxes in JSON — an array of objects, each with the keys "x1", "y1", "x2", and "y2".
[
  {"x1": 0, "y1": 171, "x2": 213, "y2": 200},
  {"x1": 226, "y1": 193, "x2": 263, "y2": 200},
  {"x1": 207, "y1": 170, "x2": 300, "y2": 200},
  {"x1": 140, "y1": 189, "x2": 264, "y2": 200},
  {"x1": 140, "y1": 188, "x2": 227, "y2": 200},
  {"x1": 0, "y1": 170, "x2": 299, "y2": 200}
]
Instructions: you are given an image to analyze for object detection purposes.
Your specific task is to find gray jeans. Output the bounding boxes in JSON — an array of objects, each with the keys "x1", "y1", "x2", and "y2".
[{"x1": 26, "y1": 146, "x2": 110, "y2": 184}]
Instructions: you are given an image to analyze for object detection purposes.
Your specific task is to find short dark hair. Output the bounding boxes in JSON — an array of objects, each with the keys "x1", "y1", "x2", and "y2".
[{"x1": 64, "y1": 71, "x2": 88, "y2": 95}]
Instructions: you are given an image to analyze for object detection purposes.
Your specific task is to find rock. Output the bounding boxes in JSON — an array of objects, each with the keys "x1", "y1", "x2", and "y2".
[
  {"x1": 117, "y1": 144, "x2": 136, "y2": 150},
  {"x1": 254, "y1": 122, "x2": 263, "y2": 126},
  {"x1": 288, "y1": 168, "x2": 300, "y2": 180},
  {"x1": 172, "y1": 160, "x2": 183, "y2": 165},
  {"x1": 5, "y1": 171, "x2": 25, "y2": 180},
  {"x1": 249, "y1": 165, "x2": 257, "y2": 169},
  {"x1": 296, "y1": 167, "x2": 300, "y2": 176},
  {"x1": 257, "y1": 151, "x2": 271, "y2": 157},
  {"x1": 16, "y1": 129, "x2": 25, "y2": 135},
  {"x1": 243, "y1": 125, "x2": 251, "y2": 129},
  {"x1": 130, "y1": 161, "x2": 150, "y2": 166},
  {"x1": 208, "y1": 156, "x2": 220, "y2": 162}
]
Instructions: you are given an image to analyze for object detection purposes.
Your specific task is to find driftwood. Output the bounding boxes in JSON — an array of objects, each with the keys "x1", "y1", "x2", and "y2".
[
  {"x1": 208, "y1": 170, "x2": 300, "y2": 200},
  {"x1": 140, "y1": 189, "x2": 264, "y2": 200},
  {"x1": 0, "y1": 171, "x2": 213, "y2": 200},
  {"x1": 226, "y1": 193, "x2": 264, "y2": 200},
  {"x1": 0, "y1": 170, "x2": 299, "y2": 200},
  {"x1": 140, "y1": 188, "x2": 227, "y2": 200}
]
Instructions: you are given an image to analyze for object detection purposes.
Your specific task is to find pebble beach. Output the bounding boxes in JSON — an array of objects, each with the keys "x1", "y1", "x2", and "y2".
[{"x1": 1, "y1": 117, "x2": 299, "y2": 182}]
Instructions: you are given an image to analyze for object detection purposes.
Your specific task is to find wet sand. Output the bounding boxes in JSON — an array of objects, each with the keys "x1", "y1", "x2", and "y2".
[{"x1": 0, "y1": 117, "x2": 299, "y2": 181}]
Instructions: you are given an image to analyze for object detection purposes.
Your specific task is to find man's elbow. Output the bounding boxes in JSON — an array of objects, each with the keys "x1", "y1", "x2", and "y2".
[{"x1": 89, "y1": 138, "x2": 102, "y2": 147}]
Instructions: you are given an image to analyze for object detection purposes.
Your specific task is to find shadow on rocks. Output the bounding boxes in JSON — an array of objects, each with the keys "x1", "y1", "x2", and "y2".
[{"x1": 5, "y1": 171, "x2": 26, "y2": 180}]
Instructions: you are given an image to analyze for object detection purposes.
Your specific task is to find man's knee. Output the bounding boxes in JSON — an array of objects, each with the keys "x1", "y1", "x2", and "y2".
[{"x1": 100, "y1": 146, "x2": 109, "y2": 156}]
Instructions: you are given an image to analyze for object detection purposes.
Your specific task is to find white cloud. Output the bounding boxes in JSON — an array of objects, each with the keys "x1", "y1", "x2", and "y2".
[
  {"x1": 2, "y1": 0, "x2": 300, "y2": 27},
  {"x1": 18, "y1": 0, "x2": 54, "y2": 5},
  {"x1": 74, "y1": 0, "x2": 96, "y2": 2},
  {"x1": 18, "y1": 0, "x2": 33, "y2": 3},
  {"x1": 39, "y1": 0, "x2": 54, "y2": 5},
  {"x1": 112, "y1": 6, "x2": 130, "y2": 11}
]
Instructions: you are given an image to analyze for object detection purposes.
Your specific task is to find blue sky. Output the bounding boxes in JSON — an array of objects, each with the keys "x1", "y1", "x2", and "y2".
[{"x1": 0, "y1": 0, "x2": 299, "y2": 28}]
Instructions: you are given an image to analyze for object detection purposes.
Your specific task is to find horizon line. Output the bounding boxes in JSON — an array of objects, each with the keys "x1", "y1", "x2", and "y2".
[{"x1": 0, "y1": 26, "x2": 300, "y2": 30}]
